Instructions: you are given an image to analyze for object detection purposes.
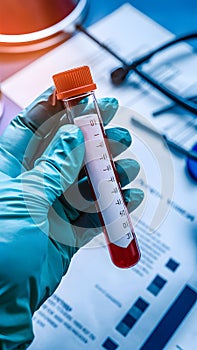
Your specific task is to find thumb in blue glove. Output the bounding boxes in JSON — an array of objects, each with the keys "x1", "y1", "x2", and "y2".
[
  {"x1": 0, "y1": 89, "x2": 143, "y2": 349},
  {"x1": 0, "y1": 124, "x2": 85, "y2": 349}
]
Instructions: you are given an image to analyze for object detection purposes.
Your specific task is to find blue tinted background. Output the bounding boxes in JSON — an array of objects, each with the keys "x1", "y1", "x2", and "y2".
[
  {"x1": 84, "y1": 0, "x2": 197, "y2": 35},
  {"x1": 1, "y1": 0, "x2": 196, "y2": 132}
]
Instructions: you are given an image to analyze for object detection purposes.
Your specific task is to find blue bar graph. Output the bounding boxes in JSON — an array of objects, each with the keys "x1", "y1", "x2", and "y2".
[
  {"x1": 147, "y1": 275, "x2": 167, "y2": 296},
  {"x1": 165, "y1": 258, "x2": 180, "y2": 272},
  {"x1": 140, "y1": 285, "x2": 197, "y2": 350},
  {"x1": 102, "y1": 337, "x2": 119, "y2": 349},
  {"x1": 116, "y1": 297, "x2": 149, "y2": 336}
]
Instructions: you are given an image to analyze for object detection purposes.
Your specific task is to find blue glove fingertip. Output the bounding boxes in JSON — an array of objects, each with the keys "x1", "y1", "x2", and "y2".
[{"x1": 97, "y1": 97, "x2": 119, "y2": 125}]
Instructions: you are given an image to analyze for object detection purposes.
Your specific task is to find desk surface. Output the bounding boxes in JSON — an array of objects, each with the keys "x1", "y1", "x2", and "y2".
[
  {"x1": 1, "y1": 0, "x2": 197, "y2": 82},
  {"x1": 0, "y1": 0, "x2": 196, "y2": 129},
  {"x1": 0, "y1": 5, "x2": 196, "y2": 349}
]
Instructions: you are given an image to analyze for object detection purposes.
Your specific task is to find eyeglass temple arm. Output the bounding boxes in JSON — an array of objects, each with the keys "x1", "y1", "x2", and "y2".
[
  {"x1": 76, "y1": 24, "x2": 197, "y2": 67},
  {"x1": 127, "y1": 32, "x2": 197, "y2": 115},
  {"x1": 133, "y1": 65, "x2": 197, "y2": 115},
  {"x1": 75, "y1": 24, "x2": 130, "y2": 66},
  {"x1": 75, "y1": 24, "x2": 129, "y2": 66},
  {"x1": 131, "y1": 117, "x2": 197, "y2": 161},
  {"x1": 153, "y1": 95, "x2": 197, "y2": 116},
  {"x1": 132, "y1": 32, "x2": 197, "y2": 66},
  {"x1": 76, "y1": 25, "x2": 197, "y2": 114}
]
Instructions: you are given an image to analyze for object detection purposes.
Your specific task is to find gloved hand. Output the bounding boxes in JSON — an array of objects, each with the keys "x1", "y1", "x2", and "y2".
[{"x1": 0, "y1": 87, "x2": 144, "y2": 349}]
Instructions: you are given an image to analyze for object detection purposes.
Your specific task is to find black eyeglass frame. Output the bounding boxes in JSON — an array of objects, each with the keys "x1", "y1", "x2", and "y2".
[{"x1": 76, "y1": 25, "x2": 197, "y2": 116}]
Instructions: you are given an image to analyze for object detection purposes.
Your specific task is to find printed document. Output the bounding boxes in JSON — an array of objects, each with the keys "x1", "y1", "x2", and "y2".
[{"x1": 2, "y1": 4, "x2": 197, "y2": 349}]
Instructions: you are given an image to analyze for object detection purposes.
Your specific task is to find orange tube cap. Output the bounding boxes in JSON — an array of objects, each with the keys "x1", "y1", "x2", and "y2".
[{"x1": 52, "y1": 65, "x2": 97, "y2": 100}]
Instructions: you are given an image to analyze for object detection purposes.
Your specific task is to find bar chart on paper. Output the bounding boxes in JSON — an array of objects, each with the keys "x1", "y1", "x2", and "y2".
[{"x1": 1, "y1": 4, "x2": 197, "y2": 350}]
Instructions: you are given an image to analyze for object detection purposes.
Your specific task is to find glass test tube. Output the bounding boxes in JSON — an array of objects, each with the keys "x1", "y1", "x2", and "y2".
[{"x1": 53, "y1": 66, "x2": 140, "y2": 268}]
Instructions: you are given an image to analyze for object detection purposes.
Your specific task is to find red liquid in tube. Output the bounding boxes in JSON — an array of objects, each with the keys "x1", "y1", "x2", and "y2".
[{"x1": 53, "y1": 66, "x2": 141, "y2": 268}]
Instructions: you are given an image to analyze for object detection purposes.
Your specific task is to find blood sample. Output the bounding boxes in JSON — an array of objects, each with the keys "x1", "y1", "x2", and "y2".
[{"x1": 52, "y1": 66, "x2": 140, "y2": 268}]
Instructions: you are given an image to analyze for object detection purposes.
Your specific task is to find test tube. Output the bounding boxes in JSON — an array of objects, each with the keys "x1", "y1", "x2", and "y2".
[{"x1": 52, "y1": 66, "x2": 140, "y2": 268}]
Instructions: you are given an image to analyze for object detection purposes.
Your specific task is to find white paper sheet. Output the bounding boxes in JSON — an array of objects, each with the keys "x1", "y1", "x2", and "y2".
[{"x1": 2, "y1": 3, "x2": 197, "y2": 349}]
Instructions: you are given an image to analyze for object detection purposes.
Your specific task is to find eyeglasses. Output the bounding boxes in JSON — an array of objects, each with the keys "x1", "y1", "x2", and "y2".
[
  {"x1": 76, "y1": 25, "x2": 197, "y2": 181},
  {"x1": 76, "y1": 25, "x2": 197, "y2": 116}
]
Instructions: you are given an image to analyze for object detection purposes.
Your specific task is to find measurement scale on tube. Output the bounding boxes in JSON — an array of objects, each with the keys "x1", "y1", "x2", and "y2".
[
  {"x1": 52, "y1": 66, "x2": 140, "y2": 268},
  {"x1": 74, "y1": 112, "x2": 140, "y2": 267}
]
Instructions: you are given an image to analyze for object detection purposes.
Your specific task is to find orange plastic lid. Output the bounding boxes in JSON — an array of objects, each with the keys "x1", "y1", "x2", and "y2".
[{"x1": 52, "y1": 66, "x2": 97, "y2": 100}]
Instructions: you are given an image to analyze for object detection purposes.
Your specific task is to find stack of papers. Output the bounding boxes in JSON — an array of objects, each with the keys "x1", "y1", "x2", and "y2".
[{"x1": 2, "y1": 4, "x2": 197, "y2": 349}]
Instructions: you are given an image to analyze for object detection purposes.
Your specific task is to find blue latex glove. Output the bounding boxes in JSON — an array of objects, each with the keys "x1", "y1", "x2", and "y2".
[{"x1": 0, "y1": 87, "x2": 143, "y2": 349}]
